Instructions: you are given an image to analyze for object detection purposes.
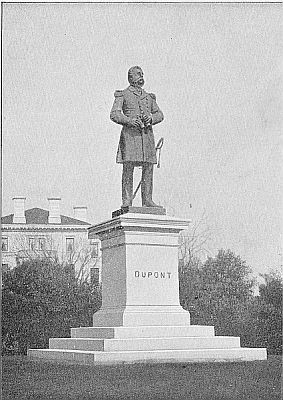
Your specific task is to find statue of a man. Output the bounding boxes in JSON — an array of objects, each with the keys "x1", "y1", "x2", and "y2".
[{"x1": 110, "y1": 66, "x2": 164, "y2": 208}]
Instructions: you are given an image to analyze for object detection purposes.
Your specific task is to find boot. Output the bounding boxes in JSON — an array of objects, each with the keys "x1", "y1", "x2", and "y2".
[
  {"x1": 141, "y1": 163, "x2": 162, "y2": 208},
  {"x1": 122, "y1": 163, "x2": 134, "y2": 207}
]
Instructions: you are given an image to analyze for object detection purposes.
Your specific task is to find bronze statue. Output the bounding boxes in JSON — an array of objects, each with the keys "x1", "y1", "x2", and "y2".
[{"x1": 110, "y1": 66, "x2": 164, "y2": 208}]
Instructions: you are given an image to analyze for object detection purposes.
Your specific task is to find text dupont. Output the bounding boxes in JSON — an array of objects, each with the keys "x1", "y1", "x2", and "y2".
[{"x1": 134, "y1": 271, "x2": 172, "y2": 279}]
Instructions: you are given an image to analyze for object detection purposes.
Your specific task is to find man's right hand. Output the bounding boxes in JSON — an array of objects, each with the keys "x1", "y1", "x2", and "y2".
[{"x1": 128, "y1": 118, "x2": 144, "y2": 129}]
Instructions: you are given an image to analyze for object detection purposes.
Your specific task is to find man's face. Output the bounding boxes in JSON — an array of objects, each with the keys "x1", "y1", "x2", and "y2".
[{"x1": 133, "y1": 68, "x2": 144, "y2": 87}]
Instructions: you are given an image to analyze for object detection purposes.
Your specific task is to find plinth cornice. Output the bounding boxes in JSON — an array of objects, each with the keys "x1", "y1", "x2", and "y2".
[{"x1": 88, "y1": 213, "x2": 191, "y2": 239}]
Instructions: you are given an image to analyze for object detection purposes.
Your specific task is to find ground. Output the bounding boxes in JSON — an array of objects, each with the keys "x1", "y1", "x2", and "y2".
[{"x1": 2, "y1": 355, "x2": 282, "y2": 400}]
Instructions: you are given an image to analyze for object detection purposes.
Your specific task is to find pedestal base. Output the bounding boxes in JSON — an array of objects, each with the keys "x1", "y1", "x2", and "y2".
[
  {"x1": 28, "y1": 347, "x2": 267, "y2": 365},
  {"x1": 28, "y1": 322, "x2": 267, "y2": 364},
  {"x1": 27, "y1": 212, "x2": 267, "y2": 364},
  {"x1": 92, "y1": 305, "x2": 191, "y2": 327}
]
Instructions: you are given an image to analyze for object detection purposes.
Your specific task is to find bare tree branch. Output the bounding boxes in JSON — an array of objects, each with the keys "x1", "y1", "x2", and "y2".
[
  {"x1": 12, "y1": 234, "x2": 100, "y2": 284},
  {"x1": 179, "y1": 210, "x2": 212, "y2": 268}
]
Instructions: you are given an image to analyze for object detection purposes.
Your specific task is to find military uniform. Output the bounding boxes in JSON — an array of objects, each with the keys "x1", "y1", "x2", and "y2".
[
  {"x1": 110, "y1": 77, "x2": 164, "y2": 208},
  {"x1": 110, "y1": 86, "x2": 164, "y2": 164}
]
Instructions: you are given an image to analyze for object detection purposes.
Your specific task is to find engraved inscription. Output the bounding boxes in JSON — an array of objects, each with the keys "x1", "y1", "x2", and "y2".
[{"x1": 135, "y1": 271, "x2": 172, "y2": 279}]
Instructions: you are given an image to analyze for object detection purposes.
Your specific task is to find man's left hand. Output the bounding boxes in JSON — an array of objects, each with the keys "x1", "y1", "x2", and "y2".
[{"x1": 143, "y1": 114, "x2": 152, "y2": 126}]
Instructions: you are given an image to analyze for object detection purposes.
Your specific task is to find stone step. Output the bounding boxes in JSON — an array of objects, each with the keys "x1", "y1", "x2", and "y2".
[
  {"x1": 71, "y1": 325, "x2": 215, "y2": 339},
  {"x1": 28, "y1": 347, "x2": 267, "y2": 365},
  {"x1": 49, "y1": 336, "x2": 240, "y2": 352}
]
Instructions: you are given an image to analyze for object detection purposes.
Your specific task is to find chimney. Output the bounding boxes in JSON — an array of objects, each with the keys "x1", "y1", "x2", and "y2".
[
  {"x1": 12, "y1": 197, "x2": 26, "y2": 223},
  {"x1": 48, "y1": 198, "x2": 61, "y2": 224},
  {"x1": 73, "y1": 206, "x2": 88, "y2": 222}
]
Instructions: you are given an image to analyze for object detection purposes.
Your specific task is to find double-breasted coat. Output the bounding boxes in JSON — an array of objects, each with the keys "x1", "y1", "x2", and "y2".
[{"x1": 110, "y1": 86, "x2": 164, "y2": 164}]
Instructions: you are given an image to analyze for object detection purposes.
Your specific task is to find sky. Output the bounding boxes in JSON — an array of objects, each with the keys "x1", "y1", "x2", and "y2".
[{"x1": 2, "y1": 3, "x2": 282, "y2": 274}]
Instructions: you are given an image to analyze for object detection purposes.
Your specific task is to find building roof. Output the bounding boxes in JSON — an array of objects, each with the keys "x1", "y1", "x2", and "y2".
[{"x1": 1, "y1": 208, "x2": 90, "y2": 226}]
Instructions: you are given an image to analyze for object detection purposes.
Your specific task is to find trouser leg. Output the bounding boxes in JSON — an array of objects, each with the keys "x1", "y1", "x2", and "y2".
[
  {"x1": 122, "y1": 162, "x2": 134, "y2": 207},
  {"x1": 141, "y1": 163, "x2": 161, "y2": 207}
]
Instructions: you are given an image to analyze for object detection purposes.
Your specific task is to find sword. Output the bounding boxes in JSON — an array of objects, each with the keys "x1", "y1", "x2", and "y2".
[{"x1": 155, "y1": 137, "x2": 164, "y2": 168}]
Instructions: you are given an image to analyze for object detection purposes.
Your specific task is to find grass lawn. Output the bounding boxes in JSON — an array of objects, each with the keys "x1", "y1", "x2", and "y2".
[{"x1": 2, "y1": 355, "x2": 282, "y2": 400}]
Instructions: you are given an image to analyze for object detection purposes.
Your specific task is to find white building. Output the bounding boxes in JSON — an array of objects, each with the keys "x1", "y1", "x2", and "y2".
[{"x1": 1, "y1": 197, "x2": 101, "y2": 284}]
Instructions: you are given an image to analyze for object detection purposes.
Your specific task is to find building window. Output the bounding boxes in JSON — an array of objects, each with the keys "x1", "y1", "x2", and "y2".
[
  {"x1": 90, "y1": 239, "x2": 99, "y2": 258},
  {"x1": 66, "y1": 238, "x2": 74, "y2": 253},
  {"x1": 2, "y1": 263, "x2": 9, "y2": 272},
  {"x1": 90, "y1": 267, "x2": 99, "y2": 286},
  {"x1": 29, "y1": 237, "x2": 36, "y2": 251},
  {"x1": 2, "y1": 237, "x2": 8, "y2": 252},
  {"x1": 38, "y1": 237, "x2": 46, "y2": 250}
]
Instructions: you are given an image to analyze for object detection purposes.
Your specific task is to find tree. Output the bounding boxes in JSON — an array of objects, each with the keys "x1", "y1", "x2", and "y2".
[
  {"x1": 179, "y1": 249, "x2": 256, "y2": 339},
  {"x1": 2, "y1": 258, "x2": 101, "y2": 354},
  {"x1": 179, "y1": 211, "x2": 211, "y2": 269},
  {"x1": 65, "y1": 237, "x2": 101, "y2": 284},
  {"x1": 253, "y1": 270, "x2": 282, "y2": 354},
  {"x1": 259, "y1": 270, "x2": 282, "y2": 307},
  {"x1": 12, "y1": 234, "x2": 101, "y2": 284}
]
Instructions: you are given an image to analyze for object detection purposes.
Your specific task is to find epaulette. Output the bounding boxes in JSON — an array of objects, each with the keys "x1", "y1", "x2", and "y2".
[
  {"x1": 149, "y1": 93, "x2": 156, "y2": 100},
  {"x1": 114, "y1": 90, "x2": 124, "y2": 97}
]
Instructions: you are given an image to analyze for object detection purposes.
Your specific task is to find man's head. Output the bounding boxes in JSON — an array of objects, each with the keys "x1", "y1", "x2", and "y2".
[{"x1": 128, "y1": 66, "x2": 144, "y2": 87}]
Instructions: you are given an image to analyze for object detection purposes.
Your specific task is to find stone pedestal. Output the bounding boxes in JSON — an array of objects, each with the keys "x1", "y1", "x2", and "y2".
[
  {"x1": 28, "y1": 210, "x2": 267, "y2": 365},
  {"x1": 91, "y1": 212, "x2": 191, "y2": 327}
]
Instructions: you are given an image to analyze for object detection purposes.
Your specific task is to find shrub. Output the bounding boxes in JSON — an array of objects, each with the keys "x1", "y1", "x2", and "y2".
[{"x1": 2, "y1": 259, "x2": 101, "y2": 354}]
